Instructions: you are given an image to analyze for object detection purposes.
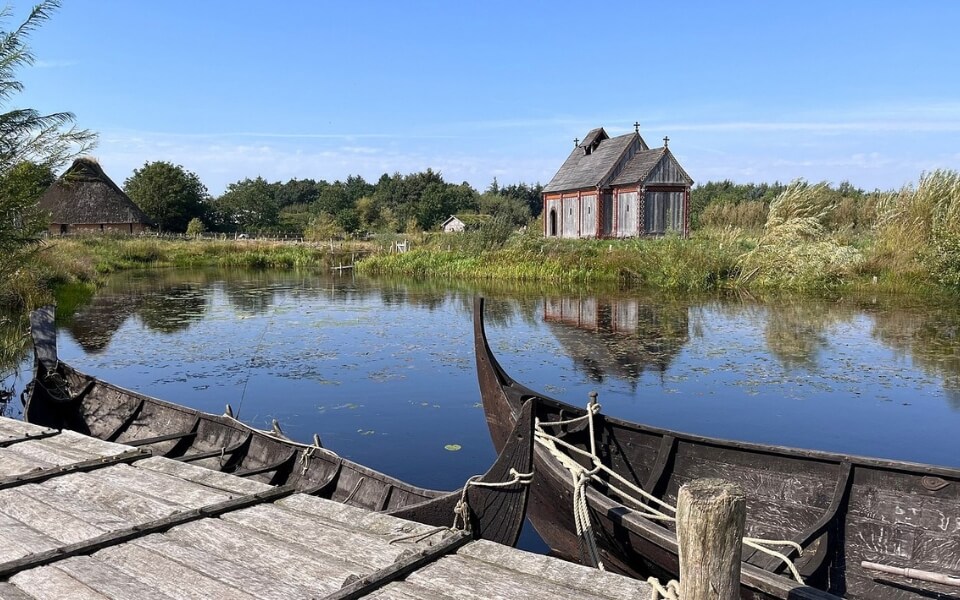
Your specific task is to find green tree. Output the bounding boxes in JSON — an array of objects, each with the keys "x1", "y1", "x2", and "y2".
[
  {"x1": 0, "y1": 161, "x2": 54, "y2": 278},
  {"x1": 185, "y1": 217, "x2": 205, "y2": 237},
  {"x1": 0, "y1": 0, "x2": 96, "y2": 288},
  {"x1": 213, "y1": 177, "x2": 279, "y2": 232},
  {"x1": 124, "y1": 161, "x2": 208, "y2": 232}
]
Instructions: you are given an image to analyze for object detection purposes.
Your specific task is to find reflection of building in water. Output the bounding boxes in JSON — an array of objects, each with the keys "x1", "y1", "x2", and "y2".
[{"x1": 544, "y1": 297, "x2": 689, "y2": 388}]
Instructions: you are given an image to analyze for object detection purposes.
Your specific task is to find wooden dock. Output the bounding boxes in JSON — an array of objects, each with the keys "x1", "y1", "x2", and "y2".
[{"x1": 0, "y1": 416, "x2": 654, "y2": 599}]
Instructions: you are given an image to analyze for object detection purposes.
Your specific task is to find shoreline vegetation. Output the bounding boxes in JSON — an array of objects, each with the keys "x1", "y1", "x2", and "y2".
[
  {"x1": 17, "y1": 172, "x2": 960, "y2": 301},
  {"x1": 2, "y1": 172, "x2": 959, "y2": 389},
  {"x1": 1, "y1": 170, "x2": 958, "y2": 316}
]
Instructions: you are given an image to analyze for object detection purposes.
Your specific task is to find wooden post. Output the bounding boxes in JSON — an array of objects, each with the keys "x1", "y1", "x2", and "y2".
[{"x1": 676, "y1": 478, "x2": 745, "y2": 600}]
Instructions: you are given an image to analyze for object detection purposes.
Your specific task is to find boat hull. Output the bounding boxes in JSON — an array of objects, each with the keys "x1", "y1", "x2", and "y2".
[{"x1": 474, "y1": 297, "x2": 960, "y2": 600}]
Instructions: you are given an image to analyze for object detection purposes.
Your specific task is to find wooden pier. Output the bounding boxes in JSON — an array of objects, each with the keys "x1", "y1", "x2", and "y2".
[{"x1": 0, "y1": 416, "x2": 654, "y2": 599}]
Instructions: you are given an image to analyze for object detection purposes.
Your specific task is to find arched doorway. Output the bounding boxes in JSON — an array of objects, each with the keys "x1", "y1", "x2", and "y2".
[{"x1": 549, "y1": 209, "x2": 558, "y2": 237}]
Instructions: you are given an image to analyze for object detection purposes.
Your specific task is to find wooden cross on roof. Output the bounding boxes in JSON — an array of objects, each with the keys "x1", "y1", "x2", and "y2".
[
  {"x1": 574, "y1": 137, "x2": 579, "y2": 147},
  {"x1": 663, "y1": 136, "x2": 670, "y2": 148},
  {"x1": 634, "y1": 121, "x2": 640, "y2": 133}
]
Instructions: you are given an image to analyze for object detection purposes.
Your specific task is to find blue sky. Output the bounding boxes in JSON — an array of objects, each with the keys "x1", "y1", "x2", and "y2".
[{"x1": 13, "y1": 1, "x2": 960, "y2": 195}]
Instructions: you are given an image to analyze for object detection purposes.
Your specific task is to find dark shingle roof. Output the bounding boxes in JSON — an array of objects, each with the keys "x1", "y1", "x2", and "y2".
[
  {"x1": 38, "y1": 158, "x2": 152, "y2": 225},
  {"x1": 610, "y1": 147, "x2": 694, "y2": 187},
  {"x1": 543, "y1": 132, "x2": 638, "y2": 193}
]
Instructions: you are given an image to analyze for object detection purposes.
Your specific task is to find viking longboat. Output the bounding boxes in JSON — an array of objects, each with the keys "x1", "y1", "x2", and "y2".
[
  {"x1": 22, "y1": 306, "x2": 534, "y2": 546},
  {"x1": 474, "y1": 298, "x2": 960, "y2": 600}
]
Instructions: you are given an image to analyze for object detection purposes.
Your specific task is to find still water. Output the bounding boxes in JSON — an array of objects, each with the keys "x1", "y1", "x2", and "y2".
[{"x1": 5, "y1": 268, "x2": 960, "y2": 550}]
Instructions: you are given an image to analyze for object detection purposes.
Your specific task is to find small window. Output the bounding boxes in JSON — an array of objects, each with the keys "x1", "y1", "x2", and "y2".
[
  {"x1": 626, "y1": 204, "x2": 630, "y2": 212},
  {"x1": 569, "y1": 208, "x2": 573, "y2": 216},
  {"x1": 587, "y1": 207, "x2": 592, "y2": 215}
]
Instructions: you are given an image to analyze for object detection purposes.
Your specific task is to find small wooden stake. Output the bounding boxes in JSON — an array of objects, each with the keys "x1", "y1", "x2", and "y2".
[{"x1": 677, "y1": 478, "x2": 746, "y2": 600}]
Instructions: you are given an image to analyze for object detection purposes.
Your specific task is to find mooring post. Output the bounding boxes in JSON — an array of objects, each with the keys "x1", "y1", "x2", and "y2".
[{"x1": 676, "y1": 478, "x2": 746, "y2": 600}]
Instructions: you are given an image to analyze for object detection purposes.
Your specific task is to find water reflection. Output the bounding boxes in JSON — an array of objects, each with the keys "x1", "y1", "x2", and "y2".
[
  {"x1": 3, "y1": 269, "x2": 960, "y2": 476},
  {"x1": 543, "y1": 296, "x2": 689, "y2": 388}
]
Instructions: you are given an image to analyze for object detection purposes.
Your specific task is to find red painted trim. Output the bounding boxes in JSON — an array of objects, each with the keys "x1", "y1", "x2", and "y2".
[
  {"x1": 613, "y1": 189, "x2": 619, "y2": 237},
  {"x1": 638, "y1": 185, "x2": 644, "y2": 235},
  {"x1": 576, "y1": 190, "x2": 582, "y2": 238}
]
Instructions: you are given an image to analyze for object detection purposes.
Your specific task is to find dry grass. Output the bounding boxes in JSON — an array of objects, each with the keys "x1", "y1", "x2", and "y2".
[{"x1": 737, "y1": 180, "x2": 864, "y2": 289}]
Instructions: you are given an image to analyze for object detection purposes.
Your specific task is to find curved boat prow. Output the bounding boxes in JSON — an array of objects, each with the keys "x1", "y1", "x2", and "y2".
[
  {"x1": 29, "y1": 306, "x2": 58, "y2": 375},
  {"x1": 390, "y1": 398, "x2": 536, "y2": 545}
]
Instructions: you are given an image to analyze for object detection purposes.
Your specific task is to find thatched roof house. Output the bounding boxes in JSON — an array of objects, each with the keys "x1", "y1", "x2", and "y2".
[
  {"x1": 37, "y1": 158, "x2": 152, "y2": 235},
  {"x1": 542, "y1": 126, "x2": 693, "y2": 239}
]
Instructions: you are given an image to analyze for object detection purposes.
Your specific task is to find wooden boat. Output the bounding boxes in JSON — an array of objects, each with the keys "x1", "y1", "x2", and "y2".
[
  {"x1": 474, "y1": 298, "x2": 960, "y2": 600},
  {"x1": 22, "y1": 306, "x2": 534, "y2": 546}
]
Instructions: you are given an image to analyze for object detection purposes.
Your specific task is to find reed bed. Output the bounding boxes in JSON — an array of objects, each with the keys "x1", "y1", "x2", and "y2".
[{"x1": 737, "y1": 181, "x2": 864, "y2": 289}]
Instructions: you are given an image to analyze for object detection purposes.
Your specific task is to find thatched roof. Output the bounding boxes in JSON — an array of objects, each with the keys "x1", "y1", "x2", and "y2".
[{"x1": 37, "y1": 158, "x2": 152, "y2": 225}]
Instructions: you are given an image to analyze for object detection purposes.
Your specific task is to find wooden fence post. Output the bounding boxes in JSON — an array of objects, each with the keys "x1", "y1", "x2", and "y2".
[{"x1": 676, "y1": 478, "x2": 745, "y2": 600}]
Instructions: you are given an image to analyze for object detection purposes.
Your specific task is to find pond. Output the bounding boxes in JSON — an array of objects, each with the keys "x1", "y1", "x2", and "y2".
[{"x1": 4, "y1": 268, "x2": 960, "y2": 552}]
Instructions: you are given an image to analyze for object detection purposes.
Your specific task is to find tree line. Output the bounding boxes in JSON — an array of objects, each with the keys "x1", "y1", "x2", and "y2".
[{"x1": 122, "y1": 161, "x2": 545, "y2": 237}]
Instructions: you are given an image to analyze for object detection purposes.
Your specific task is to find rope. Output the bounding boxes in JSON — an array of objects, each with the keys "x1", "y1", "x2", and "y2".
[
  {"x1": 535, "y1": 398, "x2": 806, "y2": 585},
  {"x1": 646, "y1": 577, "x2": 680, "y2": 600},
  {"x1": 388, "y1": 468, "x2": 533, "y2": 545},
  {"x1": 343, "y1": 477, "x2": 365, "y2": 504},
  {"x1": 299, "y1": 444, "x2": 318, "y2": 476},
  {"x1": 453, "y1": 468, "x2": 533, "y2": 532}
]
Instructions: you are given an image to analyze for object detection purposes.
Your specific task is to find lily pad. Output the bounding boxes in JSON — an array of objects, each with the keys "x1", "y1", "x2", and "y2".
[{"x1": 444, "y1": 444, "x2": 462, "y2": 452}]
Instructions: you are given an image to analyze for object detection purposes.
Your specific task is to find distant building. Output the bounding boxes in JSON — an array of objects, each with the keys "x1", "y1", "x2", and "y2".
[
  {"x1": 441, "y1": 214, "x2": 492, "y2": 233},
  {"x1": 542, "y1": 126, "x2": 693, "y2": 238},
  {"x1": 37, "y1": 157, "x2": 153, "y2": 235}
]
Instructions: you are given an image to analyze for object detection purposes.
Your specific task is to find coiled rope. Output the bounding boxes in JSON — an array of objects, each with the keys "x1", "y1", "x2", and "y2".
[{"x1": 534, "y1": 396, "x2": 806, "y2": 585}]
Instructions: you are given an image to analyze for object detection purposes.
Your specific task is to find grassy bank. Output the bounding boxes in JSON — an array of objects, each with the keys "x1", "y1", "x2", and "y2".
[
  {"x1": 362, "y1": 172, "x2": 960, "y2": 295},
  {"x1": 358, "y1": 229, "x2": 746, "y2": 292},
  {"x1": 3, "y1": 236, "x2": 368, "y2": 311}
]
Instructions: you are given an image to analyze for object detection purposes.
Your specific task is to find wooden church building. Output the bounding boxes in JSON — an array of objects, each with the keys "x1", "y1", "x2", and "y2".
[
  {"x1": 542, "y1": 125, "x2": 693, "y2": 238},
  {"x1": 37, "y1": 158, "x2": 152, "y2": 235}
]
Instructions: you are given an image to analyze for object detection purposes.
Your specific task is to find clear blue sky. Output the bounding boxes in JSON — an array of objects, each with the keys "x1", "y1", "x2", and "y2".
[{"x1": 12, "y1": 1, "x2": 960, "y2": 195}]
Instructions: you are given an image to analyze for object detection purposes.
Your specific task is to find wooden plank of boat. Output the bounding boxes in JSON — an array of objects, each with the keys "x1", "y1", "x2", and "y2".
[
  {"x1": 473, "y1": 297, "x2": 960, "y2": 600},
  {"x1": 121, "y1": 533, "x2": 318, "y2": 599},
  {"x1": 23, "y1": 306, "x2": 536, "y2": 547}
]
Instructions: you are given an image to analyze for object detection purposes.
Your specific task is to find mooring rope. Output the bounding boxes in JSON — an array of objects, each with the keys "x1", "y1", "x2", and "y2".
[
  {"x1": 452, "y1": 467, "x2": 533, "y2": 532},
  {"x1": 534, "y1": 398, "x2": 806, "y2": 585},
  {"x1": 388, "y1": 468, "x2": 533, "y2": 545},
  {"x1": 647, "y1": 577, "x2": 680, "y2": 600}
]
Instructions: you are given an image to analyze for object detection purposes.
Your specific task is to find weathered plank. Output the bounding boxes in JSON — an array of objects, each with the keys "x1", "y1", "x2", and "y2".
[
  {"x1": 36, "y1": 429, "x2": 133, "y2": 457},
  {"x1": 129, "y1": 533, "x2": 315, "y2": 600},
  {"x1": 221, "y1": 504, "x2": 419, "y2": 569},
  {"x1": 0, "y1": 582, "x2": 35, "y2": 600},
  {"x1": 0, "y1": 488, "x2": 105, "y2": 544},
  {"x1": 27, "y1": 472, "x2": 176, "y2": 525},
  {"x1": 0, "y1": 449, "x2": 149, "y2": 491},
  {"x1": 363, "y1": 583, "x2": 456, "y2": 600},
  {"x1": 53, "y1": 555, "x2": 176, "y2": 600},
  {"x1": 278, "y1": 493, "x2": 441, "y2": 538},
  {"x1": 135, "y1": 456, "x2": 273, "y2": 495},
  {"x1": 8, "y1": 565, "x2": 112, "y2": 600},
  {"x1": 0, "y1": 446, "x2": 52, "y2": 477},
  {"x1": 88, "y1": 463, "x2": 234, "y2": 508},
  {"x1": 3, "y1": 431, "x2": 128, "y2": 466},
  {"x1": 14, "y1": 479, "x2": 137, "y2": 532},
  {"x1": 0, "y1": 417, "x2": 55, "y2": 444},
  {"x1": 458, "y1": 540, "x2": 653, "y2": 600},
  {"x1": 0, "y1": 511, "x2": 62, "y2": 563},
  {"x1": 325, "y1": 532, "x2": 470, "y2": 600},
  {"x1": 164, "y1": 519, "x2": 359, "y2": 595},
  {"x1": 405, "y1": 554, "x2": 629, "y2": 600},
  {"x1": 93, "y1": 543, "x2": 260, "y2": 600}
]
